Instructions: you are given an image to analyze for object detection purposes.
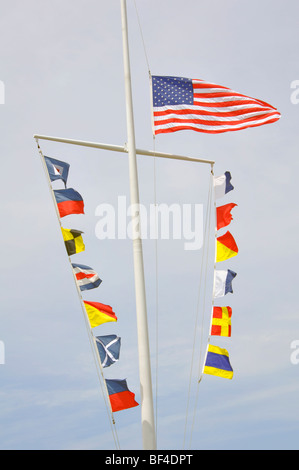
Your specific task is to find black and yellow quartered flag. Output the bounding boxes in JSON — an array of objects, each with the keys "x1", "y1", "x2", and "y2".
[{"x1": 61, "y1": 227, "x2": 85, "y2": 256}]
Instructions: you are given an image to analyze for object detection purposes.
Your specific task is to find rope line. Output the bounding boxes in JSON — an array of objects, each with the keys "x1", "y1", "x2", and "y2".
[
  {"x1": 187, "y1": 169, "x2": 214, "y2": 449},
  {"x1": 133, "y1": 0, "x2": 151, "y2": 74},
  {"x1": 35, "y1": 139, "x2": 121, "y2": 450},
  {"x1": 182, "y1": 167, "x2": 213, "y2": 449},
  {"x1": 152, "y1": 139, "x2": 159, "y2": 445}
]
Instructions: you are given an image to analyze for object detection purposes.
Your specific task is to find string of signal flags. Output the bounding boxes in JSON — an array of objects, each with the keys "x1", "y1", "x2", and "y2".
[
  {"x1": 43, "y1": 146, "x2": 238, "y2": 386},
  {"x1": 39, "y1": 149, "x2": 139, "y2": 414},
  {"x1": 202, "y1": 171, "x2": 237, "y2": 380},
  {"x1": 150, "y1": 73, "x2": 280, "y2": 383},
  {"x1": 36, "y1": 73, "x2": 280, "y2": 411}
]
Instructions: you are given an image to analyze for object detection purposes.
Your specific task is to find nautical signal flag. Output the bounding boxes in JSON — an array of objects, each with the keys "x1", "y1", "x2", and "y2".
[
  {"x1": 72, "y1": 263, "x2": 102, "y2": 291},
  {"x1": 216, "y1": 231, "x2": 238, "y2": 262},
  {"x1": 151, "y1": 75, "x2": 280, "y2": 135},
  {"x1": 95, "y1": 335, "x2": 121, "y2": 368},
  {"x1": 54, "y1": 188, "x2": 84, "y2": 218},
  {"x1": 61, "y1": 228, "x2": 85, "y2": 256},
  {"x1": 214, "y1": 269, "x2": 237, "y2": 298},
  {"x1": 210, "y1": 306, "x2": 232, "y2": 337},
  {"x1": 203, "y1": 344, "x2": 233, "y2": 379},
  {"x1": 216, "y1": 203, "x2": 237, "y2": 230},
  {"x1": 83, "y1": 301, "x2": 117, "y2": 328},
  {"x1": 44, "y1": 156, "x2": 70, "y2": 187},
  {"x1": 214, "y1": 171, "x2": 234, "y2": 199},
  {"x1": 105, "y1": 379, "x2": 139, "y2": 412}
]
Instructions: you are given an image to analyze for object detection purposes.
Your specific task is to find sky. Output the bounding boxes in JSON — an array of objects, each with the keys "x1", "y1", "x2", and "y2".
[{"x1": 0, "y1": 0, "x2": 299, "y2": 451}]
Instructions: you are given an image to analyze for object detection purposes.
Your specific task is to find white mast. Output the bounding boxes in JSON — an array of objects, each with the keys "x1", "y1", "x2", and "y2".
[
  {"x1": 120, "y1": 0, "x2": 156, "y2": 450},
  {"x1": 34, "y1": 3, "x2": 215, "y2": 449},
  {"x1": 33, "y1": 130, "x2": 214, "y2": 449}
]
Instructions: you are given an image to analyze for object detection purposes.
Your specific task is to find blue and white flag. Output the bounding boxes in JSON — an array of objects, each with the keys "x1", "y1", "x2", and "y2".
[
  {"x1": 72, "y1": 263, "x2": 102, "y2": 291},
  {"x1": 214, "y1": 269, "x2": 237, "y2": 298},
  {"x1": 44, "y1": 156, "x2": 70, "y2": 187},
  {"x1": 96, "y1": 335, "x2": 121, "y2": 368},
  {"x1": 213, "y1": 171, "x2": 234, "y2": 199}
]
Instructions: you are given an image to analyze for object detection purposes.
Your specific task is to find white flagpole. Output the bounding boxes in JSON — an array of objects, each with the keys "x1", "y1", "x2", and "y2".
[{"x1": 120, "y1": 0, "x2": 156, "y2": 450}]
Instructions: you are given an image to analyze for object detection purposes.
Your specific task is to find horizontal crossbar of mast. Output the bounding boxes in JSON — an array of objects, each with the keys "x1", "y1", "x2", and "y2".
[{"x1": 33, "y1": 134, "x2": 215, "y2": 166}]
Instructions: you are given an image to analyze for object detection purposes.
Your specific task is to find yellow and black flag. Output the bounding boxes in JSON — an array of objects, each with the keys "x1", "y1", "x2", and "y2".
[{"x1": 61, "y1": 227, "x2": 85, "y2": 256}]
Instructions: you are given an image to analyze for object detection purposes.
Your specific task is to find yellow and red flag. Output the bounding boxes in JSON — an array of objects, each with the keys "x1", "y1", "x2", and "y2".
[
  {"x1": 84, "y1": 301, "x2": 117, "y2": 328},
  {"x1": 216, "y1": 231, "x2": 238, "y2": 262},
  {"x1": 210, "y1": 306, "x2": 232, "y2": 337}
]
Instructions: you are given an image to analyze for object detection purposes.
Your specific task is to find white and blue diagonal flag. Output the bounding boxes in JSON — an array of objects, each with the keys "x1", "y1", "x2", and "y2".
[
  {"x1": 213, "y1": 269, "x2": 237, "y2": 298},
  {"x1": 95, "y1": 335, "x2": 121, "y2": 368}
]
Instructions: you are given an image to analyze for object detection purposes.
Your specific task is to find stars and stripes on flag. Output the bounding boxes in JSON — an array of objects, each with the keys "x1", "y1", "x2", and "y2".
[
  {"x1": 95, "y1": 335, "x2": 121, "y2": 368},
  {"x1": 210, "y1": 306, "x2": 232, "y2": 337},
  {"x1": 152, "y1": 75, "x2": 281, "y2": 135},
  {"x1": 72, "y1": 263, "x2": 102, "y2": 291}
]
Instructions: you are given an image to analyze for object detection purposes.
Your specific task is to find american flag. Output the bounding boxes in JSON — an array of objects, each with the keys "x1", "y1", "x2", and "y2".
[{"x1": 152, "y1": 75, "x2": 281, "y2": 135}]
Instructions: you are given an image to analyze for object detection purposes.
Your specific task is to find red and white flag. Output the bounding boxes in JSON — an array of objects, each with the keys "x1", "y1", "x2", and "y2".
[
  {"x1": 72, "y1": 263, "x2": 102, "y2": 291},
  {"x1": 152, "y1": 75, "x2": 281, "y2": 134}
]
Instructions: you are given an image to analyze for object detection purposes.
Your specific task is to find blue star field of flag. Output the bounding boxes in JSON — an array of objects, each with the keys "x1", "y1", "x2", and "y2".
[{"x1": 152, "y1": 76, "x2": 194, "y2": 107}]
